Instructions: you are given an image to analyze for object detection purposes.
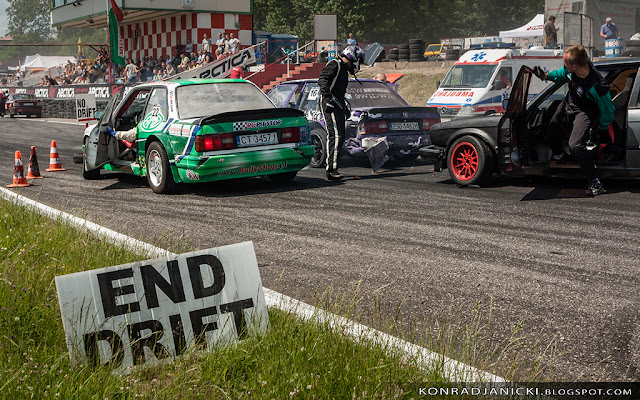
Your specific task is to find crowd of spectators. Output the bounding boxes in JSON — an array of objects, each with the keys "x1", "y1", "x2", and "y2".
[{"x1": 33, "y1": 34, "x2": 243, "y2": 86}]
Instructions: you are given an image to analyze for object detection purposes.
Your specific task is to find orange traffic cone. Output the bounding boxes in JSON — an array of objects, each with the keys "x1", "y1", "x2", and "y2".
[
  {"x1": 45, "y1": 140, "x2": 66, "y2": 172},
  {"x1": 26, "y1": 146, "x2": 44, "y2": 179},
  {"x1": 6, "y1": 151, "x2": 33, "y2": 188}
]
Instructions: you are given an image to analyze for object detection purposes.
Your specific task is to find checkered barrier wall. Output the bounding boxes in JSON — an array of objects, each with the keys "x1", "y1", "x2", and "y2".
[{"x1": 119, "y1": 12, "x2": 253, "y2": 61}]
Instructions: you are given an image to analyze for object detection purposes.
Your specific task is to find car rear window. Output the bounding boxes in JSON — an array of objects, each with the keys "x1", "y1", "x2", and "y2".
[
  {"x1": 176, "y1": 82, "x2": 274, "y2": 119},
  {"x1": 13, "y1": 94, "x2": 36, "y2": 100},
  {"x1": 345, "y1": 81, "x2": 408, "y2": 108}
]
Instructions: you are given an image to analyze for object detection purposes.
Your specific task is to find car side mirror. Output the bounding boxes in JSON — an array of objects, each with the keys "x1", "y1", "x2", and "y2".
[{"x1": 436, "y1": 80, "x2": 441, "y2": 88}]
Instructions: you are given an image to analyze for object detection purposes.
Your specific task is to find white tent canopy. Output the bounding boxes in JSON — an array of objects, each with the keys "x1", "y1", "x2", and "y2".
[
  {"x1": 499, "y1": 14, "x2": 545, "y2": 38},
  {"x1": 19, "y1": 54, "x2": 76, "y2": 71}
]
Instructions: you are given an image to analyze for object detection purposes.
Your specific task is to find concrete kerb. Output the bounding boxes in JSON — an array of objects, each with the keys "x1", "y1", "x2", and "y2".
[{"x1": 0, "y1": 187, "x2": 505, "y2": 383}]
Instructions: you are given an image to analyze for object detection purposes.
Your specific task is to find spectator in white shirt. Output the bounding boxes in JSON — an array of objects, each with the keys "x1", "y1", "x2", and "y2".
[
  {"x1": 202, "y1": 34, "x2": 211, "y2": 53},
  {"x1": 228, "y1": 32, "x2": 240, "y2": 54}
]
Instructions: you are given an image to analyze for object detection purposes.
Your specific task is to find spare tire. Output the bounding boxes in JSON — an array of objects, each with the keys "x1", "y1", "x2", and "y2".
[
  {"x1": 398, "y1": 44, "x2": 409, "y2": 50},
  {"x1": 409, "y1": 39, "x2": 424, "y2": 45}
]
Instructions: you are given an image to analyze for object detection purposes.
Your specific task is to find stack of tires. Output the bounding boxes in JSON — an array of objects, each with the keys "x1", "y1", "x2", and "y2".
[
  {"x1": 445, "y1": 48, "x2": 460, "y2": 60},
  {"x1": 388, "y1": 48, "x2": 399, "y2": 61},
  {"x1": 409, "y1": 39, "x2": 425, "y2": 62},
  {"x1": 397, "y1": 44, "x2": 410, "y2": 61}
]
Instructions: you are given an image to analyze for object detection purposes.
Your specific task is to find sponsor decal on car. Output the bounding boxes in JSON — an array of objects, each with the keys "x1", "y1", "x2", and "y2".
[
  {"x1": 186, "y1": 169, "x2": 200, "y2": 180},
  {"x1": 217, "y1": 162, "x2": 288, "y2": 176},
  {"x1": 140, "y1": 107, "x2": 165, "y2": 131},
  {"x1": 168, "y1": 123, "x2": 182, "y2": 135},
  {"x1": 233, "y1": 119, "x2": 282, "y2": 131}
]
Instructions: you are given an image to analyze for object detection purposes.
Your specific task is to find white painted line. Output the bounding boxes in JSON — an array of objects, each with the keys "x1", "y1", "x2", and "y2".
[
  {"x1": 29, "y1": 119, "x2": 84, "y2": 126},
  {"x1": 0, "y1": 186, "x2": 505, "y2": 383}
]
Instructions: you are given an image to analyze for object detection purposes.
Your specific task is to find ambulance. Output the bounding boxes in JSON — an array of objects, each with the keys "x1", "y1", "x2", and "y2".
[{"x1": 427, "y1": 46, "x2": 563, "y2": 120}]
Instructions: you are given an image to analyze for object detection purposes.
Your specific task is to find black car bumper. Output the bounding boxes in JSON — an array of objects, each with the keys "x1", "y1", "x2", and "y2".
[{"x1": 419, "y1": 145, "x2": 445, "y2": 171}]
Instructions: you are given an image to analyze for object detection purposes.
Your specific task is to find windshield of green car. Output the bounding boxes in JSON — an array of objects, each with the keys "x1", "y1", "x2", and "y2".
[
  {"x1": 440, "y1": 64, "x2": 498, "y2": 88},
  {"x1": 176, "y1": 82, "x2": 274, "y2": 119}
]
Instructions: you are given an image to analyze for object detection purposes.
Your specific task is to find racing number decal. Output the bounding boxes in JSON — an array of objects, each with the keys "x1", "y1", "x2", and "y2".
[{"x1": 140, "y1": 106, "x2": 164, "y2": 131}]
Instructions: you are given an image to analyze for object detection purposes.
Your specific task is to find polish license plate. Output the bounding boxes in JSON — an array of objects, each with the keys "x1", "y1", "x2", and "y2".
[
  {"x1": 236, "y1": 132, "x2": 278, "y2": 147},
  {"x1": 390, "y1": 122, "x2": 419, "y2": 131},
  {"x1": 23, "y1": 103, "x2": 34, "y2": 106}
]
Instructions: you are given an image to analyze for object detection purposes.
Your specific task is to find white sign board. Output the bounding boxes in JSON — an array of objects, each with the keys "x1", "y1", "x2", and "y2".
[
  {"x1": 76, "y1": 94, "x2": 97, "y2": 123},
  {"x1": 55, "y1": 242, "x2": 269, "y2": 373},
  {"x1": 314, "y1": 14, "x2": 338, "y2": 41},
  {"x1": 170, "y1": 47, "x2": 257, "y2": 80}
]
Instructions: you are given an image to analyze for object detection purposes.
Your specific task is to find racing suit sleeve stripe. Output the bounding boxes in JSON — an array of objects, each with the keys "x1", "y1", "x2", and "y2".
[
  {"x1": 545, "y1": 66, "x2": 568, "y2": 84},
  {"x1": 588, "y1": 86, "x2": 616, "y2": 129}
]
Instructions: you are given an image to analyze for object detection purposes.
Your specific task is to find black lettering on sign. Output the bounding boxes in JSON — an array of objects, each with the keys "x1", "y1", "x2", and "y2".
[
  {"x1": 97, "y1": 268, "x2": 140, "y2": 318},
  {"x1": 220, "y1": 298, "x2": 255, "y2": 339},
  {"x1": 141, "y1": 260, "x2": 186, "y2": 308},
  {"x1": 169, "y1": 313, "x2": 187, "y2": 356},
  {"x1": 189, "y1": 306, "x2": 218, "y2": 349},
  {"x1": 83, "y1": 330, "x2": 125, "y2": 367},
  {"x1": 128, "y1": 320, "x2": 170, "y2": 365},
  {"x1": 187, "y1": 254, "x2": 225, "y2": 299}
]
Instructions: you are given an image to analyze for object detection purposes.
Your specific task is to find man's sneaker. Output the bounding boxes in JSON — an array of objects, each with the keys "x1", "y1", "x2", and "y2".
[
  {"x1": 326, "y1": 170, "x2": 344, "y2": 181},
  {"x1": 586, "y1": 179, "x2": 606, "y2": 196}
]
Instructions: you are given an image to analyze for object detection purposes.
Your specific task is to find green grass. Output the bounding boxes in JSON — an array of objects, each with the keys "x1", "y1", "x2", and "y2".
[{"x1": 0, "y1": 196, "x2": 561, "y2": 399}]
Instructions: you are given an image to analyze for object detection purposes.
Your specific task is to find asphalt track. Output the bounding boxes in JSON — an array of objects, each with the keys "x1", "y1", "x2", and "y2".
[{"x1": 1, "y1": 116, "x2": 639, "y2": 381}]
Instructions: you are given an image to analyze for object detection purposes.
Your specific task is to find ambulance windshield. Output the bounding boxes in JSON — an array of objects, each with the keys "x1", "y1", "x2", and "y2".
[{"x1": 440, "y1": 64, "x2": 497, "y2": 88}]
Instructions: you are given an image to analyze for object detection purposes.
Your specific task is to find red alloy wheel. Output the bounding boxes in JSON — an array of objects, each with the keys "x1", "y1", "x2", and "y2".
[{"x1": 450, "y1": 141, "x2": 478, "y2": 181}]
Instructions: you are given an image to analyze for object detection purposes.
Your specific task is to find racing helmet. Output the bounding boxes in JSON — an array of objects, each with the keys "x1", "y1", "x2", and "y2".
[{"x1": 341, "y1": 45, "x2": 365, "y2": 74}]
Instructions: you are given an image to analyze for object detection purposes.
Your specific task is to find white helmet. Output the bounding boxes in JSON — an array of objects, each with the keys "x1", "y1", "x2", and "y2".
[{"x1": 341, "y1": 45, "x2": 365, "y2": 74}]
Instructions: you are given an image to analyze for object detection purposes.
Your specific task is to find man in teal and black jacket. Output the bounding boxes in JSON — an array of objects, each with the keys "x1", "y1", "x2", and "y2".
[{"x1": 532, "y1": 45, "x2": 615, "y2": 196}]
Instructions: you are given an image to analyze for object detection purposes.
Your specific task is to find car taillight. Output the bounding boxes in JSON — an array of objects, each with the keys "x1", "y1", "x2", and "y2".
[
  {"x1": 359, "y1": 120, "x2": 388, "y2": 134},
  {"x1": 421, "y1": 119, "x2": 437, "y2": 130},
  {"x1": 195, "y1": 133, "x2": 235, "y2": 152},
  {"x1": 281, "y1": 127, "x2": 300, "y2": 143}
]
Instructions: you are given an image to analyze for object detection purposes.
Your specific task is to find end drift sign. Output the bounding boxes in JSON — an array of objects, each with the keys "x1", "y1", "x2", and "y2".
[{"x1": 55, "y1": 241, "x2": 269, "y2": 373}]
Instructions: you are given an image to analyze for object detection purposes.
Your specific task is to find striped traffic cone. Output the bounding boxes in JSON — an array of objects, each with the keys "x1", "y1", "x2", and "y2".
[
  {"x1": 26, "y1": 146, "x2": 44, "y2": 179},
  {"x1": 45, "y1": 140, "x2": 66, "y2": 172},
  {"x1": 6, "y1": 151, "x2": 33, "y2": 188}
]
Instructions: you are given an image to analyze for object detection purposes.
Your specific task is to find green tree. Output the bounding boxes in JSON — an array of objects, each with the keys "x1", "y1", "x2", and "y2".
[{"x1": 6, "y1": 0, "x2": 53, "y2": 38}]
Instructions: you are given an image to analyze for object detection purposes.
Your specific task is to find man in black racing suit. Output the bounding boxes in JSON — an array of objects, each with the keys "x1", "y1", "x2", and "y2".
[{"x1": 318, "y1": 45, "x2": 364, "y2": 181}]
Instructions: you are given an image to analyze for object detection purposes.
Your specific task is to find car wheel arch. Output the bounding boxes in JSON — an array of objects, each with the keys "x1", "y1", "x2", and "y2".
[
  {"x1": 144, "y1": 135, "x2": 182, "y2": 184},
  {"x1": 445, "y1": 129, "x2": 498, "y2": 169}
]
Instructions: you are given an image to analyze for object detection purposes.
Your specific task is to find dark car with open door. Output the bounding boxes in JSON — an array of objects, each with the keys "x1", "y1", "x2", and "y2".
[{"x1": 419, "y1": 58, "x2": 640, "y2": 185}]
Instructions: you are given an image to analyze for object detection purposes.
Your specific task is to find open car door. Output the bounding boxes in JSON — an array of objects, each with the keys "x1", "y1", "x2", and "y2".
[
  {"x1": 85, "y1": 90, "x2": 124, "y2": 170},
  {"x1": 497, "y1": 66, "x2": 533, "y2": 172}
]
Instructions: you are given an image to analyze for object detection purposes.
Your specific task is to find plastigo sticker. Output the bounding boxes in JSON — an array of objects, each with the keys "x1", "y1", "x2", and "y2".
[{"x1": 233, "y1": 119, "x2": 282, "y2": 131}]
